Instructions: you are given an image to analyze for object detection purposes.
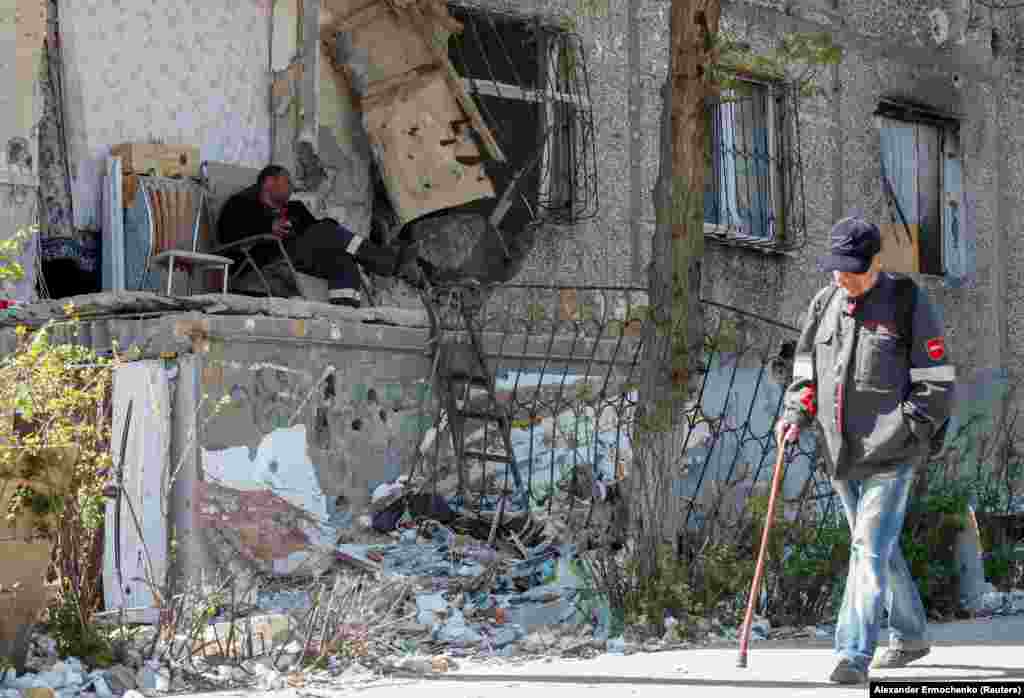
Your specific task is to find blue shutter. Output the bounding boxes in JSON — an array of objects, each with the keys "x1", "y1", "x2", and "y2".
[
  {"x1": 879, "y1": 117, "x2": 919, "y2": 225},
  {"x1": 942, "y1": 149, "x2": 976, "y2": 288},
  {"x1": 746, "y1": 88, "x2": 772, "y2": 238}
]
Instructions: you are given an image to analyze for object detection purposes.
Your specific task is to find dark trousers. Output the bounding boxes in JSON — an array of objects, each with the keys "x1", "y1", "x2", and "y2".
[{"x1": 283, "y1": 221, "x2": 399, "y2": 295}]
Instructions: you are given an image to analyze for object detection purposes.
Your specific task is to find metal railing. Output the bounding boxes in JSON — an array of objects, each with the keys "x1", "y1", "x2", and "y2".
[{"x1": 414, "y1": 283, "x2": 836, "y2": 550}]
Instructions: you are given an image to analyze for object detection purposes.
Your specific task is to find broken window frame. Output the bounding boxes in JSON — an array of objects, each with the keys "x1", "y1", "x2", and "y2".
[
  {"x1": 446, "y1": 4, "x2": 594, "y2": 227},
  {"x1": 703, "y1": 77, "x2": 789, "y2": 248},
  {"x1": 875, "y1": 100, "x2": 963, "y2": 278}
]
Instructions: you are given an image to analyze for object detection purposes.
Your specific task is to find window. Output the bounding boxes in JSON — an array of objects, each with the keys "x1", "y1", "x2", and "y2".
[
  {"x1": 875, "y1": 102, "x2": 962, "y2": 278},
  {"x1": 704, "y1": 80, "x2": 786, "y2": 243},
  {"x1": 446, "y1": 5, "x2": 594, "y2": 230}
]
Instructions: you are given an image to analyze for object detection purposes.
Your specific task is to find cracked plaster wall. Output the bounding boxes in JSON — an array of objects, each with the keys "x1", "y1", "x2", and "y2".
[
  {"x1": 188, "y1": 334, "x2": 434, "y2": 577},
  {"x1": 268, "y1": 0, "x2": 375, "y2": 235},
  {"x1": 57, "y1": 0, "x2": 273, "y2": 232},
  {"x1": 694, "y1": 1, "x2": 1019, "y2": 416}
]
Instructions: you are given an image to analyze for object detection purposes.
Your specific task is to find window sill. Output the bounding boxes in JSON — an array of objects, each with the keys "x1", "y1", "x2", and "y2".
[{"x1": 703, "y1": 224, "x2": 796, "y2": 257}]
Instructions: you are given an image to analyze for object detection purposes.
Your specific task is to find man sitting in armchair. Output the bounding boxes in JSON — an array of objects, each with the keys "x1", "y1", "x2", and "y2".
[{"x1": 217, "y1": 165, "x2": 423, "y2": 306}]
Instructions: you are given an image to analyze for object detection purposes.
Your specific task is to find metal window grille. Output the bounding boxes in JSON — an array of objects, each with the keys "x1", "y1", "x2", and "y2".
[
  {"x1": 447, "y1": 4, "x2": 599, "y2": 230},
  {"x1": 703, "y1": 81, "x2": 806, "y2": 252}
]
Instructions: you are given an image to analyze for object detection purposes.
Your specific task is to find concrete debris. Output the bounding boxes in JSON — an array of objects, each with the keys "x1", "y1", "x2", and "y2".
[
  {"x1": 977, "y1": 589, "x2": 1024, "y2": 616},
  {"x1": 13, "y1": 530, "x2": 1013, "y2": 697}
]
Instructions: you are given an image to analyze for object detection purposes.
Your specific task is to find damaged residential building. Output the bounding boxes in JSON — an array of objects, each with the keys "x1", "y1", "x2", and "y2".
[{"x1": 0, "y1": 0, "x2": 1017, "y2": 621}]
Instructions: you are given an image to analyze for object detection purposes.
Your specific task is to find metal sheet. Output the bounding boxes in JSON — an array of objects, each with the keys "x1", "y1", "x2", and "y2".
[{"x1": 103, "y1": 361, "x2": 172, "y2": 614}]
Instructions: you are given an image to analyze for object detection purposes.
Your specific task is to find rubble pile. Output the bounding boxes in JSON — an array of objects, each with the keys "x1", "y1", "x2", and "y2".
[{"x1": 977, "y1": 589, "x2": 1024, "y2": 616}]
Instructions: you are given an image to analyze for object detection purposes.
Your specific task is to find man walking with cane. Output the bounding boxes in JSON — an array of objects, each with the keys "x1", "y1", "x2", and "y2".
[{"x1": 775, "y1": 217, "x2": 956, "y2": 684}]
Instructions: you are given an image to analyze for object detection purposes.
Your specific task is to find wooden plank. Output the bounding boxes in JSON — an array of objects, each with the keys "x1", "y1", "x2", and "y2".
[
  {"x1": 400, "y1": 1, "x2": 504, "y2": 162},
  {"x1": 361, "y1": 62, "x2": 443, "y2": 109},
  {"x1": 872, "y1": 223, "x2": 920, "y2": 275},
  {"x1": 122, "y1": 174, "x2": 139, "y2": 210},
  {"x1": 324, "y1": 0, "x2": 503, "y2": 161},
  {"x1": 109, "y1": 143, "x2": 201, "y2": 178},
  {"x1": 323, "y1": 0, "x2": 436, "y2": 89},
  {"x1": 364, "y1": 73, "x2": 495, "y2": 224}
]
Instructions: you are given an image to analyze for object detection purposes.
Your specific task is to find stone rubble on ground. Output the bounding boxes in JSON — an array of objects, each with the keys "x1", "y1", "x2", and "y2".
[
  {"x1": 11, "y1": 508, "x2": 1015, "y2": 697},
  {"x1": 978, "y1": 589, "x2": 1024, "y2": 616}
]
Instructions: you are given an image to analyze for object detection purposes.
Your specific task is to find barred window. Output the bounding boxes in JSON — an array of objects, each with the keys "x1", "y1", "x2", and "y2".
[
  {"x1": 446, "y1": 4, "x2": 597, "y2": 230},
  {"x1": 704, "y1": 80, "x2": 785, "y2": 243}
]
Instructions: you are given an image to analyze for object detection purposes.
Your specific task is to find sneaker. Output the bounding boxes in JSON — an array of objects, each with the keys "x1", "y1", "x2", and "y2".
[
  {"x1": 871, "y1": 647, "x2": 931, "y2": 669},
  {"x1": 829, "y1": 659, "x2": 868, "y2": 685}
]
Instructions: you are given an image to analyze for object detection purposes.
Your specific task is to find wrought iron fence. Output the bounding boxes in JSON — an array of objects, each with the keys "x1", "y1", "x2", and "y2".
[{"x1": 415, "y1": 282, "x2": 838, "y2": 552}]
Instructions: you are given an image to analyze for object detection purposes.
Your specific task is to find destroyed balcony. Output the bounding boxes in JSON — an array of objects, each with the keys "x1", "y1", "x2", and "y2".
[{"x1": 321, "y1": 0, "x2": 598, "y2": 284}]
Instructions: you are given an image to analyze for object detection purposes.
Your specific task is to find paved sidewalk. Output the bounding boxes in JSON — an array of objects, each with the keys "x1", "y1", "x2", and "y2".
[{"x1": 175, "y1": 616, "x2": 1024, "y2": 697}]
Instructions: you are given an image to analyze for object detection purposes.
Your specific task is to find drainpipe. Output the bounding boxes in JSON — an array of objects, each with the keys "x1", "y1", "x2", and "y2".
[{"x1": 627, "y1": 0, "x2": 643, "y2": 284}]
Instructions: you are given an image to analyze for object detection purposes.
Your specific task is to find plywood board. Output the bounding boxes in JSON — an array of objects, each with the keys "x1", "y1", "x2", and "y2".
[
  {"x1": 873, "y1": 223, "x2": 920, "y2": 275},
  {"x1": 103, "y1": 362, "x2": 171, "y2": 614},
  {"x1": 322, "y1": 0, "x2": 501, "y2": 224},
  {"x1": 365, "y1": 73, "x2": 495, "y2": 224},
  {"x1": 322, "y1": 0, "x2": 437, "y2": 85}
]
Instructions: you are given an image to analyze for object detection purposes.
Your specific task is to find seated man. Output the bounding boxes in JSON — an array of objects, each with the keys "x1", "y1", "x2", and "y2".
[{"x1": 217, "y1": 165, "x2": 421, "y2": 306}]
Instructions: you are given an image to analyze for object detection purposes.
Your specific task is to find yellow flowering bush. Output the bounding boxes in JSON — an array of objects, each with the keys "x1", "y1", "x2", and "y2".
[
  {"x1": 0, "y1": 227, "x2": 116, "y2": 661},
  {"x1": 0, "y1": 318, "x2": 114, "y2": 617}
]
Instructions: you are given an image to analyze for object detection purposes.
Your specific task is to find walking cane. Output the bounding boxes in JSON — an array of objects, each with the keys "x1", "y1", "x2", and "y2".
[{"x1": 737, "y1": 427, "x2": 790, "y2": 668}]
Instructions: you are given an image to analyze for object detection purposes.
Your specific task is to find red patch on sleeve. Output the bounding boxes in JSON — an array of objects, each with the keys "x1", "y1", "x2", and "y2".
[
  {"x1": 926, "y1": 337, "x2": 945, "y2": 361},
  {"x1": 799, "y1": 386, "x2": 817, "y2": 419}
]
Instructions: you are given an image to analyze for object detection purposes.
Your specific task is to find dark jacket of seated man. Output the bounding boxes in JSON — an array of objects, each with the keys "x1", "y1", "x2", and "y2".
[{"x1": 217, "y1": 165, "x2": 417, "y2": 306}]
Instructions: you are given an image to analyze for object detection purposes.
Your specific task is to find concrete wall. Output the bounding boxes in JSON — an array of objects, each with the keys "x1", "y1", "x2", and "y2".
[
  {"x1": 697, "y1": 0, "x2": 1021, "y2": 451},
  {"x1": 695, "y1": 1, "x2": 999, "y2": 369},
  {"x1": 58, "y1": 0, "x2": 274, "y2": 231},
  {"x1": 173, "y1": 316, "x2": 434, "y2": 581}
]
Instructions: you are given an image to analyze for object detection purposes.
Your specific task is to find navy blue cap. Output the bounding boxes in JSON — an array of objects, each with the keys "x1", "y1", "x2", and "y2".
[{"x1": 817, "y1": 217, "x2": 882, "y2": 273}]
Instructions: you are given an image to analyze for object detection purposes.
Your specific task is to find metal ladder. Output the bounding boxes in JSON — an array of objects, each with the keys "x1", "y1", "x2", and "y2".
[{"x1": 425, "y1": 285, "x2": 521, "y2": 509}]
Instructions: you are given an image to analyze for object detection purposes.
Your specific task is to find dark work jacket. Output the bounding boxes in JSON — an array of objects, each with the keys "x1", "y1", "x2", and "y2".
[
  {"x1": 216, "y1": 184, "x2": 338, "y2": 245},
  {"x1": 781, "y1": 272, "x2": 956, "y2": 481}
]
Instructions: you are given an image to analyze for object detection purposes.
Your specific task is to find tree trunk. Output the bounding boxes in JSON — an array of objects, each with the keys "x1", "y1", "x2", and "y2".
[{"x1": 631, "y1": 0, "x2": 718, "y2": 582}]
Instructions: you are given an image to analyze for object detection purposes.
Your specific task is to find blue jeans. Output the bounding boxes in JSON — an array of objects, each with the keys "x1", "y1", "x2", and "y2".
[{"x1": 832, "y1": 464, "x2": 929, "y2": 670}]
